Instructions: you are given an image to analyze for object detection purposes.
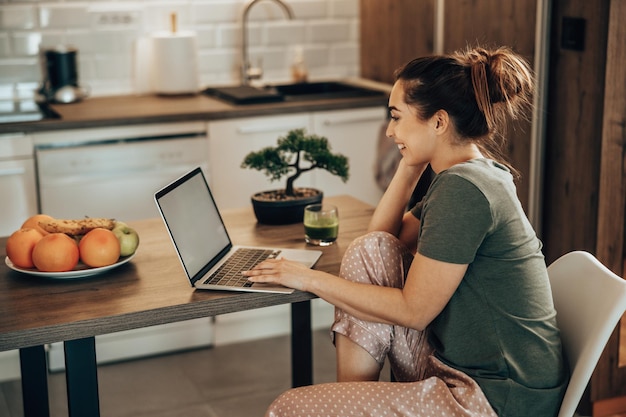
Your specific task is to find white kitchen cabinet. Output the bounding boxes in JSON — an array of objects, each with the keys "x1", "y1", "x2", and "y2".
[
  {"x1": 207, "y1": 106, "x2": 386, "y2": 339},
  {"x1": 0, "y1": 133, "x2": 38, "y2": 236},
  {"x1": 0, "y1": 133, "x2": 38, "y2": 381},
  {"x1": 30, "y1": 122, "x2": 215, "y2": 372},
  {"x1": 208, "y1": 107, "x2": 387, "y2": 209},
  {"x1": 208, "y1": 113, "x2": 313, "y2": 210},
  {"x1": 312, "y1": 107, "x2": 387, "y2": 206}
]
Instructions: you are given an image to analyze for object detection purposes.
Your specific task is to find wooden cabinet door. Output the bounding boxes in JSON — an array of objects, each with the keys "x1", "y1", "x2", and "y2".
[
  {"x1": 595, "y1": 0, "x2": 626, "y2": 409},
  {"x1": 360, "y1": 0, "x2": 537, "y2": 212},
  {"x1": 443, "y1": 0, "x2": 537, "y2": 213},
  {"x1": 360, "y1": 0, "x2": 435, "y2": 85}
]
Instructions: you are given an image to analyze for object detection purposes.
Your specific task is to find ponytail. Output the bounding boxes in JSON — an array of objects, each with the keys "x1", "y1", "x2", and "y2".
[{"x1": 462, "y1": 46, "x2": 534, "y2": 135}]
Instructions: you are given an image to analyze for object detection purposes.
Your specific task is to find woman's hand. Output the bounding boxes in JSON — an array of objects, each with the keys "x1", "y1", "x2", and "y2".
[
  {"x1": 243, "y1": 258, "x2": 313, "y2": 292},
  {"x1": 367, "y1": 158, "x2": 428, "y2": 237}
]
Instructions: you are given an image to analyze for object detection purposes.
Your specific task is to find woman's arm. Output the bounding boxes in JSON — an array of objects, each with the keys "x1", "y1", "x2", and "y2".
[
  {"x1": 368, "y1": 159, "x2": 428, "y2": 251},
  {"x1": 245, "y1": 252, "x2": 466, "y2": 331}
]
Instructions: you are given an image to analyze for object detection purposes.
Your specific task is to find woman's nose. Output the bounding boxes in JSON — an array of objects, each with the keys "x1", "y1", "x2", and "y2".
[{"x1": 385, "y1": 122, "x2": 393, "y2": 138}]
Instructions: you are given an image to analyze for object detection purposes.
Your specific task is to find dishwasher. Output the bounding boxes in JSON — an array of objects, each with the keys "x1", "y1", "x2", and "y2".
[
  {"x1": 33, "y1": 121, "x2": 215, "y2": 370},
  {"x1": 35, "y1": 122, "x2": 210, "y2": 221}
]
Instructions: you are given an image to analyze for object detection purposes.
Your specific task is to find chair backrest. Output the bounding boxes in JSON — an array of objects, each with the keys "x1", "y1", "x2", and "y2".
[{"x1": 547, "y1": 251, "x2": 626, "y2": 417}]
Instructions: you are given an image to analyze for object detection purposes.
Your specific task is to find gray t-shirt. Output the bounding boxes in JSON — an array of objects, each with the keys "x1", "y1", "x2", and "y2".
[{"x1": 412, "y1": 159, "x2": 568, "y2": 417}]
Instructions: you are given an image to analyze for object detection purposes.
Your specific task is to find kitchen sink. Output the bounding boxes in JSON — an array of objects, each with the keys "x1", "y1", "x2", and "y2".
[
  {"x1": 203, "y1": 81, "x2": 387, "y2": 105},
  {"x1": 270, "y1": 81, "x2": 386, "y2": 101}
]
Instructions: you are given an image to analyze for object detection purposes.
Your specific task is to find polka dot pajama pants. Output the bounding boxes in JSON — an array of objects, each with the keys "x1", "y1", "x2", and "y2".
[{"x1": 266, "y1": 231, "x2": 497, "y2": 417}]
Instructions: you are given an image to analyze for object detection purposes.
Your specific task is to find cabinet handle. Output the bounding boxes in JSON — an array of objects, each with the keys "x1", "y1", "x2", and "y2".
[
  {"x1": 236, "y1": 124, "x2": 305, "y2": 134},
  {"x1": 0, "y1": 167, "x2": 26, "y2": 177},
  {"x1": 322, "y1": 117, "x2": 382, "y2": 126}
]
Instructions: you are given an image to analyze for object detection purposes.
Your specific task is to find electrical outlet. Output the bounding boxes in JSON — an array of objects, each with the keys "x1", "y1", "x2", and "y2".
[{"x1": 91, "y1": 10, "x2": 140, "y2": 28}]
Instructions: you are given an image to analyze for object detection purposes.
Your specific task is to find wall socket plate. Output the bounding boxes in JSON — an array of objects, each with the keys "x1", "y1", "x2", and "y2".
[{"x1": 89, "y1": 9, "x2": 141, "y2": 29}]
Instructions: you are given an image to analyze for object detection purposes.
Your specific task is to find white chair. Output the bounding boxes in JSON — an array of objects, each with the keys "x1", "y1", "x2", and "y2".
[{"x1": 547, "y1": 251, "x2": 626, "y2": 417}]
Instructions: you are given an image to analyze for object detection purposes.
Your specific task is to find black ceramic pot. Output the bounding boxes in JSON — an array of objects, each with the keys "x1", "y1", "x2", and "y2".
[{"x1": 251, "y1": 189, "x2": 323, "y2": 225}]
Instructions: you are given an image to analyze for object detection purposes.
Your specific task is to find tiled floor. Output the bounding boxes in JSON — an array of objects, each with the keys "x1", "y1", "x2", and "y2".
[
  {"x1": 0, "y1": 329, "x2": 383, "y2": 417},
  {"x1": 2, "y1": 325, "x2": 624, "y2": 417}
]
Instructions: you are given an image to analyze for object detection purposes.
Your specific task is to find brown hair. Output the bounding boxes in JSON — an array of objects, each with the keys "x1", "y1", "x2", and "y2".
[{"x1": 393, "y1": 46, "x2": 534, "y2": 178}]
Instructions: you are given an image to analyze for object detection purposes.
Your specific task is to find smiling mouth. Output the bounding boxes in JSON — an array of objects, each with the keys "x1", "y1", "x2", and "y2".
[{"x1": 397, "y1": 144, "x2": 406, "y2": 150}]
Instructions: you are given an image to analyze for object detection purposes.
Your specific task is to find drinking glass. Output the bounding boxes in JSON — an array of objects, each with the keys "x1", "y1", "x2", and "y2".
[{"x1": 304, "y1": 204, "x2": 339, "y2": 246}]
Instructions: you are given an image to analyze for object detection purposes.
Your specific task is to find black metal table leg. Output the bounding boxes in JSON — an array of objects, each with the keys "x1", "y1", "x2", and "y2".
[
  {"x1": 290, "y1": 300, "x2": 313, "y2": 387},
  {"x1": 19, "y1": 345, "x2": 50, "y2": 417},
  {"x1": 64, "y1": 337, "x2": 100, "y2": 417}
]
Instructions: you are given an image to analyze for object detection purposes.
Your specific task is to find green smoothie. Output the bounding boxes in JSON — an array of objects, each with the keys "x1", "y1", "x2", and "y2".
[{"x1": 304, "y1": 222, "x2": 339, "y2": 240}]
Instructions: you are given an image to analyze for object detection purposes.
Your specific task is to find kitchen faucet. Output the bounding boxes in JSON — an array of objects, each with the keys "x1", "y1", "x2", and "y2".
[{"x1": 241, "y1": 0, "x2": 294, "y2": 86}]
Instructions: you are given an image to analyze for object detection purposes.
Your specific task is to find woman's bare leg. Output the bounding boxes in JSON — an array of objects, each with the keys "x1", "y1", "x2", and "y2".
[{"x1": 335, "y1": 333, "x2": 381, "y2": 382}]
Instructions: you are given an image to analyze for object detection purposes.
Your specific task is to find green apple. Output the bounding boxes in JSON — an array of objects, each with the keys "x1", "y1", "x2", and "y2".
[{"x1": 112, "y1": 221, "x2": 140, "y2": 257}]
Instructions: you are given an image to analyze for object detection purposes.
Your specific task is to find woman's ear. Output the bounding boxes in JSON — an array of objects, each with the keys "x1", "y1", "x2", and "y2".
[{"x1": 432, "y1": 110, "x2": 449, "y2": 134}]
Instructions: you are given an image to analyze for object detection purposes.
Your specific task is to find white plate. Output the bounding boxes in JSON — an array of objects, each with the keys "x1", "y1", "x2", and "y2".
[{"x1": 5, "y1": 253, "x2": 136, "y2": 280}]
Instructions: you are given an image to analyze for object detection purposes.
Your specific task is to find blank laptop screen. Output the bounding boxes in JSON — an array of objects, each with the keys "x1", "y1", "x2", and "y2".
[{"x1": 156, "y1": 169, "x2": 230, "y2": 280}]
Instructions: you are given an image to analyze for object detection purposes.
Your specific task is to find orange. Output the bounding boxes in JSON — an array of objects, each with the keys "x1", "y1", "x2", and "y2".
[
  {"x1": 21, "y1": 214, "x2": 54, "y2": 236},
  {"x1": 79, "y1": 228, "x2": 120, "y2": 268},
  {"x1": 5, "y1": 228, "x2": 44, "y2": 269},
  {"x1": 32, "y1": 233, "x2": 79, "y2": 272}
]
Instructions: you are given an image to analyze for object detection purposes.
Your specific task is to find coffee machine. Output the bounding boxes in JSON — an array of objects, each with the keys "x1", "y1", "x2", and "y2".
[{"x1": 38, "y1": 46, "x2": 89, "y2": 103}]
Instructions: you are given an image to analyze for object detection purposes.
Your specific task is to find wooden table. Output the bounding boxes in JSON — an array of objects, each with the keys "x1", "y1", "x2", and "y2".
[{"x1": 0, "y1": 195, "x2": 374, "y2": 417}]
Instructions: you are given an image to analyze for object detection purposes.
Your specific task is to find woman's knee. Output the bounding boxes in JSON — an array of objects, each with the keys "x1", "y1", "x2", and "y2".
[
  {"x1": 348, "y1": 231, "x2": 399, "y2": 252},
  {"x1": 340, "y1": 231, "x2": 412, "y2": 287}
]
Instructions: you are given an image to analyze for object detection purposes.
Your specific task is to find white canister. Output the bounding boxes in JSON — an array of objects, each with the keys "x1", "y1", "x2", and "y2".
[{"x1": 151, "y1": 31, "x2": 199, "y2": 95}]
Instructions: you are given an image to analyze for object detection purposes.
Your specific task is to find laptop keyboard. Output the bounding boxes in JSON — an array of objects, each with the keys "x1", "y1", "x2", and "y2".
[{"x1": 203, "y1": 248, "x2": 281, "y2": 287}]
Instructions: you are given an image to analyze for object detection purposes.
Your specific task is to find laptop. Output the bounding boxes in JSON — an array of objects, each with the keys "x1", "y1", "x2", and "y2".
[{"x1": 154, "y1": 167, "x2": 322, "y2": 294}]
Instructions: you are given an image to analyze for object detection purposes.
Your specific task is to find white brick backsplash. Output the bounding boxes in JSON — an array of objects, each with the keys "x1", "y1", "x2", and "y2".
[
  {"x1": 39, "y1": 5, "x2": 91, "y2": 29},
  {"x1": 245, "y1": 2, "x2": 294, "y2": 22},
  {"x1": 198, "y1": 49, "x2": 238, "y2": 74},
  {"x1": 39, "y1": 32, "x2": 66, "y2": 50},
  {"x1": 309, "y1": 21, "x2": 351, "y2": 43},
  {"x1": 305, "y1": 46, "x2": 330, "y2": 68},
  {"x1": 91, "y1": 31, "x2": 137, "y2": 54},
  {"x1": 195, "y1": 27, "x2": 217, "y2": 49},
  {"x1": 1, "y1": 5, "x2": 37, "y2": 30},
  {"x1": 215, "y1": 24, "x2": 238, "y2": 48},
  {"x1": 265, "y1": 21, "x2": 305, "y2": 45},
  {"x1": 94, "y1": 54, "x2": 132, "y2": 80},
  {"x1": 193, "y1": 1, "x2": 241, "y2": 24},
  {"x1": 16, "y1": 82, "x2": 43, "y2": 99},
  {"x1": 330, "y1": 43, "x2": 358, "y2": 65},
  {"x1": 77, "y1": 56, "x2": 95, "y2": 83},
  {"x1": 0, "y1": 34, "x2": 10, "y2": 57},
  {"x1": 290, "y1": 0, "x2": 328, "y2": 20},
  {"x1": 331, "y1": 0, "x2": 358, "y2": 18},
  {"x1": 257, "y1": 47, "x2": 289, "y2": 71},
  {"x1": 0, "y1": 0, "x2": 359, "y2": 97},
  {"x1": 12, "y1": 32, "x2": 41, "y2": 56},
  {"x1": 62, "y1": 32, "x2": 96, "y2": 54},
  {"x1": 143, "y1": 3, "x2": 190, "y2": 32},
  {"x1": 242, "y1": 24, "x2": 262, "y2": 48},
  {"x1": 0, "y1": 85, "x2": 14, "y2": 100},
  {"x1": 0, "y1": 58, "x2": 39, "y2": 83},
  {"x1": 349, "y1": 20, "x2": 359, "y2": 41}
]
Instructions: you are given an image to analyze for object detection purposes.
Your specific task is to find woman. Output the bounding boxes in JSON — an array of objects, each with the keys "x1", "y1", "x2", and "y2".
[{"x1": 244, "y1": 46, "x2": 569, "y2": 417}]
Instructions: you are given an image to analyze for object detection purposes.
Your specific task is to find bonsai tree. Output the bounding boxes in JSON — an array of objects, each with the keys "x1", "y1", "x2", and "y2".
[{"x1": 241, "y1": 128, "x2": 349, "y2": 198}]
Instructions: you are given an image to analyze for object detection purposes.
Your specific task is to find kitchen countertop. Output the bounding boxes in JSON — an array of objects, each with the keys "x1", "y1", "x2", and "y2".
[{"x1": 0, "y1": 79, "x2": 390, "y2": 134}]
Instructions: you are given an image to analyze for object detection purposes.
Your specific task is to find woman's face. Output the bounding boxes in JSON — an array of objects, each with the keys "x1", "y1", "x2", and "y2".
[{"x1": 386, "y1": 81, "x2": 439, "y2": 167}]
